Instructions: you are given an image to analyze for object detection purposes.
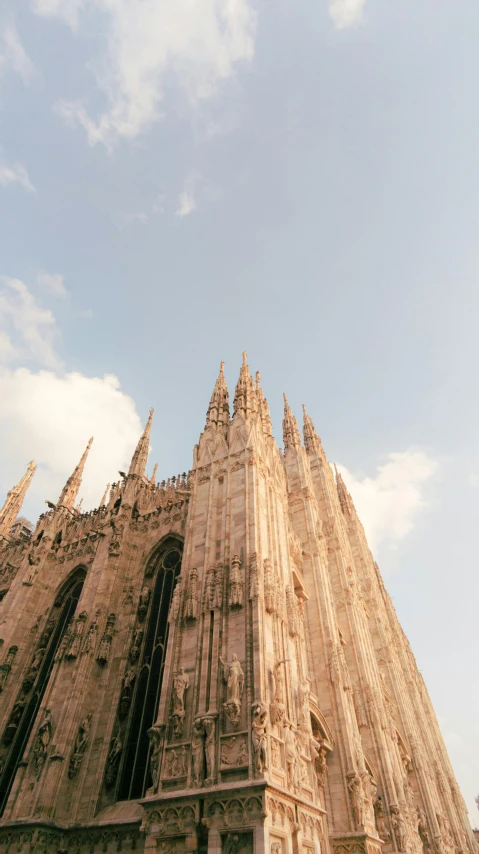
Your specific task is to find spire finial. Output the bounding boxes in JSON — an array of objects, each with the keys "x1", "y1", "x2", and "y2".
[
  {"x1": 129, "y1": 409, "x2": 154, "y2": 477},
  {"x1": 0, "y1": 460, "x2": 37, "y2": 539},
  {"x1": 57, "y1": 438, "x2": 94, "y2": 511},
  {"x1": 233, "y1": 352, "x2": 258, "y2": 419},
  {"x1": 100, "y1": 483, "x2": 110, "y2": 508},
  {"x1": 302, "y1": 404, "x2": 326, "y2": 458},
  {"x1": 205, "y1": 362, "x2": 230, "y2": 434},
  {"x1": 255, "y1": 369, "x2": 273, "y2": 436},
  {"x1": 282, "y1": 393, "x2": 301, "y2": 452},
  {"x1": 151, "y1": 463, "x2": 159, "y2": 485}
]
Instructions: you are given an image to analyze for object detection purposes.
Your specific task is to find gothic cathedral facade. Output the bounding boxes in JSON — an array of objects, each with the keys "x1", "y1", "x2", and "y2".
[{"x1": 0, "y1": 356, "x2": 475, "y2": 854}]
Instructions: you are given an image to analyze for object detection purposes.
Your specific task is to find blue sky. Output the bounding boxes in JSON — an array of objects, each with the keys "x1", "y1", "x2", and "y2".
[{"x1": 1, "y1": 0, "x2": 478, "y2": 822}]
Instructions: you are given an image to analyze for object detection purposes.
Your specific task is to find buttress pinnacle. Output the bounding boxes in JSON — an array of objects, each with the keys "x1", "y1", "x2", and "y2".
[
  {"x1": 57, "y1": 438, "x2": 93, "y2": 511},
  {"x1": 205, "y1": 361, "x2": 230, "y2": 434},
  {"x1": 334, "y1": 465, "x2": 353, "y2": 516},
  {"x1": 302, "y1": 404, "x2": 326, "y2": 458},
  {"x1": 0, "y1": 460, "x2": 36, "y2": 539},
  {"x1": 282, "y1": 394, "x2": 301, "y2": 452},
  {"x1": 233, "y1": 352, "x2": 258, "y2": 419},
  {"x1": 255, "y1": 371, "x2": 273, "y2": 436},
  {"x1": 129, "y1": 409, "x2": 154, "y2": 478}
]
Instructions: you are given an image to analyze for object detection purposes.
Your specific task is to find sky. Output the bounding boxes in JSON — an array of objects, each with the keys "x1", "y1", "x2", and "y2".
[{"x1": 0, "y1": 0, "x2": 478, "y2": 825}]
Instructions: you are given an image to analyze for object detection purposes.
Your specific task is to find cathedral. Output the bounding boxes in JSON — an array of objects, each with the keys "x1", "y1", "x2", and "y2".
[{"x1": 0, "y1": 355, "x2": 475, "y2": 854}]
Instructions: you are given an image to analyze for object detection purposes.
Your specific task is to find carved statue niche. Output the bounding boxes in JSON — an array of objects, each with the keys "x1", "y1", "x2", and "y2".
[
  {"x1": 170, "y1": 668, "x2": 190, "y2": 737},
  {"x1": 251, "y1": 702, "x2": 268, "y2": 774},
  {"x1": 147, "y1": 725, "x2": 165, "y2": 792},
  {"x1": 184, "y1": 568, "x2": 198, "y2": 621},
  {"x1": 220, "y1": 654, "x2": 244, "y2": 726},
  {"x1": 228, "y1": 554, "x2": 243, "y2": 608},
  {"x1": 65, "y1": 611, "x2": 88, "y2": 660},
  {"x1": 417, "y1": 807, "x2": 430, "y2": 849},
  {"x1": 96, "y1": 614, "x2": 116, "y2": 665},
  {"x1": 3, "y1": 696, "x2": 27, "y2": 745},
  {"x1": 31, "y1": 709, "x2": 53, "y2": 777},
  {"x1": 348, "y1": 773, "x2": 366, "y2": 829},
  {"x1": 203, "y1": 716, "x2": 216, "y2": 784},
  {"x1": 264, "y1": 558, "x2": 275, "y2": 613},
  {"x1": 38, "y1": 618, "x2": 55, "y2": 650},
  {"x1": 249, "y1": 553, "x2": 259, "y2": 600},
  {"x1": 353, "y1": 685, "x2": 368, "y2": 728},
  {"x1": 68, "y1": 712, "x2": 92, "y2": 778},
  {"x1": 137, "y1": 586, "x2": 151, "y2": 621},
  {"x1": 22, "y1": 645, "x2": 46, "y2": 691},
  {"x1": 284, "y1": 722, "x2": 303, "y2": 793},
  {"x1": 130, "y1": 628, "x2": 144, "y2": 662},
  {"x1": 168, "y1": 580, "x2": 182, "y2": 624},
  {"x1": 119, "y1": 668, "x2": 136, "y2": 718},
  {"x1": 0, "y1": 645, "x2": 18, "y2": 692},
  {"x1": 191, "y1": 717, "x2": 205, "y2": 787},
  {"x1": 203, "y1": 567, "x2": 215, "y2": 612},
  {"x1": 391, "y1": 805, "x2": 408, "y2": 852},
  {"x1": 374, "y1": 797, "x2": 391, "y2": 842},
  {"x1": 213, "y1": 563, "x2": 223, "y2": 609},
  {"x1": 83, "y1": 610, "x2": 100, "y2": 655},
  {"x1": 105, "y1": 727, "x2": 122, "y2": 789}
]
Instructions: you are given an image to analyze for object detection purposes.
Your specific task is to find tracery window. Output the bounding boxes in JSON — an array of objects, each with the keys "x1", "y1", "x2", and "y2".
[
  {"x1": 0, "y1": 567, "x2": 86, "y2": 815},
  {"x1": 117, "y1": 538, "x2": 182, "y2": 801}
]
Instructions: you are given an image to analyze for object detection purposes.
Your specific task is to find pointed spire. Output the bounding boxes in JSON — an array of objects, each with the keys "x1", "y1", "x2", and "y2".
[
  {"x1": 334, "y1": 465, "x2": 353, "y2": 516},
  {"x1": 233, "y1": 352, "x2": 258, "y2": 419},
  {"x1": 302, "y1": 404, "x2": 326, "y2": 458},
  {"x1": 255, "y1": 371, "x2": 273, "y2": 436},
  {"x1": 129, "y1": 409, "x2": 154, "y2": 477},
  {"x1": 150, "y1": 463, "x2": 158, "y2": 485},
  {"x1": 205, "y1": 362, "x2": 230, "y2": 434},
  {"x1": 75, "y1": 497, "x2": 83, "y2": 515},
  {"x1": 100, "y1": 483, "x2": 110, "y2": 507},
  {"x1": 57, "y1": 438, "x2": 93, "y2": 510},
  {"x1": 282, "y1": 394, "x2": 301, "y2": 452},
  {"x1": 0, "y1": 460, "x2": 37, "y2": 539}
]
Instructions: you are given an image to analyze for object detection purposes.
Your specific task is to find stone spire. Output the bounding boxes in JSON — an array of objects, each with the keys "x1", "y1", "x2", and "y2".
[
  {"x1": 334, "y1": 465, "x2": 353, "y2": 516},
  {"x1": 302, "y1": 404, "x2": 326, "y2": 458},
  {"x1": 233, "y1": 352, "x2": 258, "y2": 420},
  {"x1": 0, "y1": 460, "x2": 36, "y2": 539},
  {"x1": 255, "y1": 371, "x2": 273, "y2": 436},
  {"x1": 150, "y1": 463, "x2": 158, "y2": 485},
  {"x1": 205, "y1": 362, "x2": 230, "y2": 434},
  {"x1": 282, "y1": 393, "x2": 301, "y2": 452},
  {"x1": 129, "y1": 409, "x2": 154, "y2": 477},
  {"x1": 57, "y1": 438, "x2": 93, "y2": 511},
  {"x1": 99, "y1": 483, "x2": 110, "y2": 507}
]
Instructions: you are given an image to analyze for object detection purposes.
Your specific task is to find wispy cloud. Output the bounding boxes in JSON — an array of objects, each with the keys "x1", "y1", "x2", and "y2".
[
  {"x1": 35, "y1": 0, "x2": 257, "y2": 149},
  {"x1": 0, "y1": 24, "x2": 36, "y2": 86},
  {"x1": 337, "y1": 449, "x2": 439, "y2": 555},
  {"x1": 0, "y1": 159, "x2": 35, "y2": 193},
  {"x1": 176, "y1": 189, "x2": 196, "y2": 218},
  {"x1": 0, "y1": 277, "x2": 60, "y2": 368},
  {"x1": 37, "y1": 272, "x2": 68, "y2": 299},
  {"x1": 329, "y1": 0, "x2": 366, "y2": 29}
]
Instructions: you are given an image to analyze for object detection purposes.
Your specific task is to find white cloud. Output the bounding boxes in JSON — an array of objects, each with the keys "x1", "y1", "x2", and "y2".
[
  {"x1": 0, "y1": 24, "x2": 36, "y2": 86},
  {"x1": 34, "y1": 0, "x2": 257, "y2": 148},
  {"x1": 0, "y1": 277, "x2": 60, "y2": 368},
  {"x1": 37, "y1": 272, "x2": 68, "y2": 298},
  {"x1": 0, "y1": 367, "x2": 143, "y2": 513},
  {"x1": 176, "y1": 189, "x2": 196, "y2": 218},
  {"x1": 337, "y1": 449, "x2": 439, "y2": 554},
  {"x1": 329, "y1": 0, "x2": 366, "y2": 29},
  {"x1": 0, "y1": 159, "x2": 35, "y2": 193}
]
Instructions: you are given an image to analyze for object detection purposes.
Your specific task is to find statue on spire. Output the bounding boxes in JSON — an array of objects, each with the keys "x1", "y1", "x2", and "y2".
[
  {"x1": 0, "y1": 460, "x2": 36, "y2": 540},
  {"x1": 56, "y1": 438, "x2": 93, "y2": 511},
  {"x1": 128, "y1": 409, "x2": 154, "y2": 478}
]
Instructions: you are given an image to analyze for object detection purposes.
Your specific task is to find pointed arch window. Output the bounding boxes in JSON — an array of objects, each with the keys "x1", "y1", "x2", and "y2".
[
  {"x1": 117, "y1": 539, "x2": 182, "y2": 801},
  {"x1": 0, "y1": 567, "x2": 86, "y2": 816}
]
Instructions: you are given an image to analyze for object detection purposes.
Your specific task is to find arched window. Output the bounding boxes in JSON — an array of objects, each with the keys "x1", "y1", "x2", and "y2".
[
  {"x1": 0, "y1": 567, "x2": 86, "y2": 816},
  {"x1": 117, "y1": 539, "x2": 182, "y2": 801}
]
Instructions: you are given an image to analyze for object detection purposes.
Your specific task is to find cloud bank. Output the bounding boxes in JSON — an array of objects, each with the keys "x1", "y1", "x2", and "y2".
[
  {"x1": 329, "y1": 0, "x2": 366, "y2": 29},
  {"x1": 34, "y1": 0, "x2": 257, "y2": 148},
  {"x1": 337, "y1": 450, "x2": 439, "y2": 554},
  {"x1": 0, "y1": 159, "x2": 35, "y2": 193}
]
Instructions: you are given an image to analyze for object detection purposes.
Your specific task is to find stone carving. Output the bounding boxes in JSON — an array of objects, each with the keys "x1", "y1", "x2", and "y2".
[
  {"x1": 129, "y1": 628, "x2": 144, "y2": 661},
  {"x1": 311, "y1": 738, "x2": 328, "y2": 787},
  {"x1": 353, "y1": 685, "x2": 368, "y2": 728},
  {"x1": 284, "y1": 723, "x2": 303, "y2": 793},
  {"x1": 55, "y1": 619, "x2": 73, "y2": 662},
  {"x1": 204, "y1": 567, "x2": 215, "y2": 611},
  {"x1": 249, "y1": 553, "x2": 259, "y2": 600},
  {"x1": 229, "y1": 554, "x2": 243, "y2": 608},
  {"x1": 22, "y1": 646, "x2": 45, "y2": 691},
  {"x1": 164, "y1": 747, "x2": 187, "y2": 778},
  {"x1": 32, "y1": 709, "x2": 52, "y2": 776},
  {"x1": 138, "y1": 586, "x2": 151, "y2": 621},
  {"x1": 38, "y1": 618, "x2": 55, "y2": 650},
  {"x1": 264, "y1": 558, "x2": 275, "y2": 613},
  {"x1": 220, "y1": 735, "x2": 248, "y2": 766},
  {"x1": 374, "y1": 797, "x2": 391, "y2": 842},
  {"x1": 298, "y1": 676, "x2": 311, "y2": 726},
  {"x1": 271, "y1": 843, "x2": 282, "y2": 854},
  {"x1": 96, "y1": 613, "x2": 116, "y2": 665},
  {"x1": 105, "y1": 728, "x2": 122, "y2": 789},
  {"x1": 171, "y1": 668, "x2": 189, "y2": 737},
  {"x1": 65, "y1": 611, "x2": 88, "y2": 660},
  {"x1": 213, "y1": 563, "x2": 223, "y2": 609},
  {"x1": 348, "y1": 774, "x2": 365, "y2": 828},
  {"x1": 286, "y1": 586, "x2": 299, "y2": 637},
  {"x1": 251, "y1": 702, "x2": 268, "y2": 774},
  {"x1": 119, "y1": 668, "x2": 136, "y2": 718},
  {"x1": 221, "y1": 654, "x2": 244, "y2": 726},
  {"x1": 417, "y1": 807, "x2": 430, "y2": 848},
  {"x1": 147, "y1": 725, "x2": 165, "y2": 791},
  {"x1": 271, "y1": 737, "x2": 281, "y2": 769},
  {"x1": 0, "y1": 645, "x2": 18, "y2": 692},
  {"x1": 184, "y1": 567, "x2": 198, "y2": 620},
  {"x1": 3, "y1": 696, "x2": 27, "y2": 744},
  {"x1": 83, "y1": 611, "x2": 100, "y2": 655},
  {"x1": 191, "y1": 718, "x2": 205, "y2": 786},
  {"x1": 168, "y1": 580, "x2": 182, "y2": 623},
  {"x1": 391, "y1": 805, "x2": 408, "y2": 852},
  {"x1": 68, "y1": 712, "x2": 92, "y2": 778},
  {"x1": 204, "y1": 716, "x2": 216, "y2": 783}
]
